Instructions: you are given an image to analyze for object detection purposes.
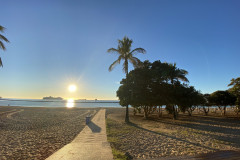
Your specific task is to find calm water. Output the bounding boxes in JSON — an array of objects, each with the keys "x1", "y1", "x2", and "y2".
[{"x1": 0, "y1": 99, "x2": 121, "y2": 108}]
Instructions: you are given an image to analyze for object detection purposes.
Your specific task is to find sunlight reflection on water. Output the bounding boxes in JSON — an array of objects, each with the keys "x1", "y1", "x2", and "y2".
[{"x1": 66, "y1": 99, "x2": 74, "y2": 108}]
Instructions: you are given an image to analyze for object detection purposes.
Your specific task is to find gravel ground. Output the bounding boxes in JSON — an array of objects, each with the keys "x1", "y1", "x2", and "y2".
[
  {"x1": 0, "y1": 106, "x2": 99, "y2": 160},
  {"x1": 106, "y1": 108, "x2": 240, "y2": 159}
]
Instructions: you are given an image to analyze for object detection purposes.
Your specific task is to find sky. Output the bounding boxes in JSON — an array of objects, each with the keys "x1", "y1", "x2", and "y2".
[{"x1": 0, "y1": 0, "x2": 240, "y2": 100}]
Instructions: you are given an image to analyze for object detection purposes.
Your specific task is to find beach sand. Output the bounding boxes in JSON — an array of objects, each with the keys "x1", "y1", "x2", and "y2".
[
  {"x1": 0, "y1": 106, "x2": 99, "y2": 160},
  {"x1": 106, "y1": 108, "x2": 240, "y2": 159},
  {"x1": 1, "y1": 106, "x2": 240, "y2": 159}
]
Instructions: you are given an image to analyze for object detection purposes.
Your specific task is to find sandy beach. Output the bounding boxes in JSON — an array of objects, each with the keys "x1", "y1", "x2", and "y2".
[
  {"x1": 0, "y1": 106, "x2": 99, "y2": 160},
  {"x1": 106, "y1": 108, "x2": 240, "y2": 159},
  {"x1": 1, "y1": 106, "x2": 240, "y2": 160}
]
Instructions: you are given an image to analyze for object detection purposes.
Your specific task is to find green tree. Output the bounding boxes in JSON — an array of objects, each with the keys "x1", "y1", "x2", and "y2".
[
  {"x1": 186, "y1": 91, "x2": 205, "y2": 116},
  {"x1": 117, "y1": 60, "x2": 190, "y2": 120},
  {"x1": 108, "y1": 36, "x2": 146, "y2": 123},
  {"x1": 117, "y1": 62, "x2": 153, "y2": 119},
  {"x1": 0, "y1": 25, "x2": 9, "y2": 67},
  {"x1": 228, "y1": 77, "x2": 240, "y2": 115},
  {"x1": 199, "y1": 94, "x2": 211, "y2": 116},
  {"x1": 166, "y1": 63, "x2": 189, "y2": 119},
  {"x1": 209, "y1": 90, "x2": 236, "y2": 116}
]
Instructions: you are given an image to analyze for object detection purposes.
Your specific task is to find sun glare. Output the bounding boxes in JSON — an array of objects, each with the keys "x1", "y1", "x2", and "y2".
[
  {"x1": 66, "y1": 99, "x2": 74, "y2": 108},
  {"x1": 68, "y1": 84, "x2": 77, "y2": 92}
]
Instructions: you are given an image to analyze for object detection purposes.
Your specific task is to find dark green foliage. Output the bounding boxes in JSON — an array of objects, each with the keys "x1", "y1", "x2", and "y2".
[
  {"x1": 209, "y1": 90, "x2": 236, "y2": 116},
  {"x1": 228, "y1": 77, "x2": 240, "y2": 96},
  {"x1": 117, "y1": 84, "x2": 130, "y2": 107},
  {"x1": 209, "y1": 91, "x2": 236, "y2": 106},
  {"x1": 116, "y1": 60, "x2": 201, "y2": 120},
  {"x1": 199, "y1": 94, "x2": 211, "y2": 115},
  {"x1": 228, "y1": 77, "x2": 240, "y2": 115}
]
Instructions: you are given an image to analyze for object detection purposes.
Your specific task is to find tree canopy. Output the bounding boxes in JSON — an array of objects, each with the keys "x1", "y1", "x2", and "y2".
[
  {"x1": 208, "y1": 90, "x2": 236, "y2": 116},
  {"x1": 228, "y1": 77, "x2": 240, "y2": 96},
  {"x1": 117, "y1": 60, "x2": 202, "y2": 119},
  {"x1": 228, "y1": 77, "x2": 240, "y2": 113}
]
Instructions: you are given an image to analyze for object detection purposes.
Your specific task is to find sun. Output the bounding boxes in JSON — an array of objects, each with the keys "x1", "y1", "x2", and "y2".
[{"x1": 68, "y1": 84, "x2": 77, "y2": 92}]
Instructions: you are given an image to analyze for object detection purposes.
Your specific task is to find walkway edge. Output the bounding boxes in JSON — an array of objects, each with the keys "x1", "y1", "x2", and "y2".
[{"x1": 46, "y1": 109, "x2": 113, "y2": 160}]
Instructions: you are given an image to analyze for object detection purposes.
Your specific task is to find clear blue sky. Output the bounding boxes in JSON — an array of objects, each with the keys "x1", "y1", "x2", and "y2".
[{"x1": 0, "y1": 0, "x2": 240, "y2": 99}]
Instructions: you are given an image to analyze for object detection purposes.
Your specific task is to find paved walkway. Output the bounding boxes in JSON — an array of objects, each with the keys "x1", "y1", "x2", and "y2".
[{"x1": 46, "y1": 109, "x2": 113, "y2": 160}]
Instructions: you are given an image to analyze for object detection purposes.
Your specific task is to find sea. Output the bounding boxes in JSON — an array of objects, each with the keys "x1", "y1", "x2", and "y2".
[
  {"x1": 0, "y1": 98, "x2": 122, "y2": 108},
  {"x1": 0, "y1": 98, "x2": 230, "y2": 109}
]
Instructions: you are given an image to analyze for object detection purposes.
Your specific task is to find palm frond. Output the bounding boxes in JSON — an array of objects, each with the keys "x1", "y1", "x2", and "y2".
[
  {"x1": 180, "y1": 69, "x2": 188, "y2": 75},
  {"x1": 107, "y1": 48, "x2": 120, "y2": 54},
  {"x1": 228, "y1": 78, "x2": 236, "y2": 86},
  {"x1": 130, "y1": 48, "x2": 146, "y2": 55},
  {"x1": 0, "y1": 57, "x2": 3, "y2": 67},
  {"x1": 108, "y1": 56, "x2": 122, "y2": 72},
  {"x1": 0, "y1": 41, "x2": 6, "y2": 50},
  {"x1": 129, "y1": 56, "x2": 142, "y2": 68},
  {"x1": 0, "y1": 26, "x2": 5, "y2": 32},
  {"x1": 118, "y1": 36, "x2": 132, "y2": 55},
  {"x1": 178, "y1": 76, "x2": 189, "y2": 82},
  {"x1": 108, "y1": 36, "x2": 145, "y2": 74},
  {"x1": 0, "y1": 34, "x2": 9, "y2": 43},
  {"x1": 176, "y1": 69, "x2": 189, "y2": 82}
]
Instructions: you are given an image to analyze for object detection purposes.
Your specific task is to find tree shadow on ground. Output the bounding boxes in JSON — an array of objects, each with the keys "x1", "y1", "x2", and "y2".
[
  {"x1": 196, "y1": 150, "x2": 240, "y2": 160},
  {"x1": 134, "y1": 114, "x2": 240, "y2": 148},
  {"x1": 128, "y1": 122, "x2": 219, "y2": 152},
  {"x1": 179, "y1": 114, "x2": 240, "y2": 128},
  {"x1": 149, "y1": 114, "x2": 240, "y2": 136},
  {"x1": 87, "y1": 122, "x2": 101, "y2": 133}
]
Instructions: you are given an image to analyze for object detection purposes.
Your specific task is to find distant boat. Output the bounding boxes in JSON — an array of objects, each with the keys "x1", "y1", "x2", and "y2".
[{"x1": 43, "y1": 96, "x2": 63, "y2": 100}]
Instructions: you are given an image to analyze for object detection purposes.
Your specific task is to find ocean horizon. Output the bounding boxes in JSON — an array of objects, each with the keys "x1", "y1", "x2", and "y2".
[{"x1": 0, "y1": 98, "x2": 121, "y2": 108}]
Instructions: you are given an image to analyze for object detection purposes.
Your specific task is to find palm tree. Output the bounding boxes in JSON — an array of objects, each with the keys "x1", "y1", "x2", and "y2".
[
  {"x1": 0, "y1": 25, "x2": 10, "y2": 67},
  {"x1": 107, "y1": 36, "x2": 146, "y2": 123},
  {"x1": 168, "y1": 63, "x2": 189, "y2": 84},
  {"x1": 167, "y1": 63, "x2": 189, "y2": 120}
]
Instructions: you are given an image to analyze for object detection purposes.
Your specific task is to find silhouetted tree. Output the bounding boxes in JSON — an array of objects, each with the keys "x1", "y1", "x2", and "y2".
[
  {"x1": 199, "y1": 94, "x2": 211, "y2": 116},
  {"x1": 117, "y1": 60, "x2": 190, "y2": 120},
  {"x1": 108, "y1": 36, "x2": 146, "y2": 123},
  {"x1": 228, "y1": 77, "x2": 240, "y2": 115},
  {"x1": 166, "y1": 63, "x2": 189, "y2": 119},
  {"x1": 209, "y1": 90, "x2": 236, "y2": 116},
  {"x1": 176, "y1": 86, "x2": 205, "y2": 116}
]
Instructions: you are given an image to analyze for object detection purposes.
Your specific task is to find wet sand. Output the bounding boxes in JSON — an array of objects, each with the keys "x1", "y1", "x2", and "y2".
[{"x1": 0, "y1": 106, "x2": 99, "y2": 160}]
